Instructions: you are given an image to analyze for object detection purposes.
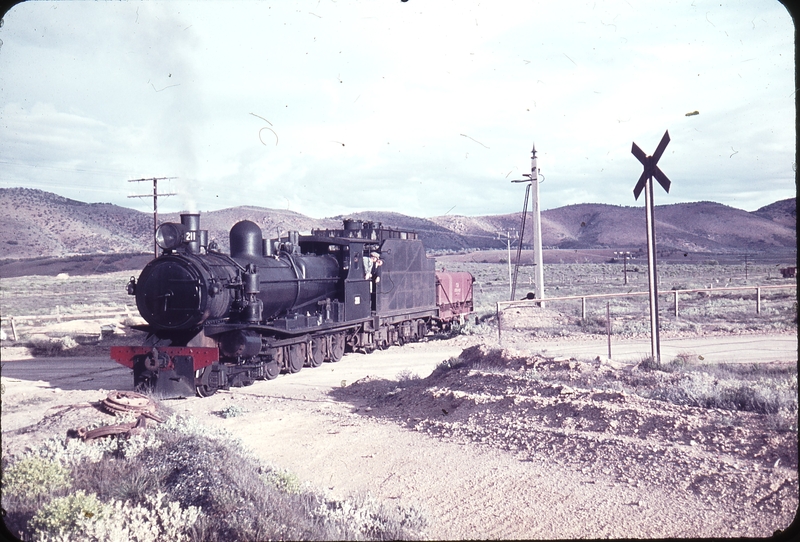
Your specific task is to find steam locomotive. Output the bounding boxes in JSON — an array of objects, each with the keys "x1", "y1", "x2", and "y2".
[{"x1": 111, "y1": 213, "x2": 474, "y2": 397}]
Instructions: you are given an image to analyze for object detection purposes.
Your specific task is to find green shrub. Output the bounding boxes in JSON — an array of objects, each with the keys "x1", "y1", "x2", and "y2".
[
  {"x1": 2, "y1": 457, "x2": 71, "y2": 498},
  {"x1": 636, "y1": 356, "x2": 660, "y2": 371},
  {"x1": 27, "y1": 490, "x2": 201, "y2": 542},
  {"x1": 85, "y1": 492, "x2": 201, "y2": 542},
  {"x1": 20, "y1": 435, "x2": 109, "y2": 466},
  {"x1": 261, "y1": 467, "x2": 303, "y2": 495},
  {"x1": 27, "y1": 490, "x2": 107, "y2": 541},
  {"x1": 646, "y1": 371, "x2": 797, "y2": 416},
  {"x1": 216, "y1": 404, "x2": 248, "y2": 419}
]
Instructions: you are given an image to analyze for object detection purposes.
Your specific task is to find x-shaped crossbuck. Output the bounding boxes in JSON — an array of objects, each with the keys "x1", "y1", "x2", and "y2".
[{"x1": 632, "y1": 130, "x2": 672, "y2": 200}]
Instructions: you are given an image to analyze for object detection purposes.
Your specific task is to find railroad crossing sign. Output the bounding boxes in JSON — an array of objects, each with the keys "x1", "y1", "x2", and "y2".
[
  {"x1": 631, "y1": 130, "x2": 672, "y2": 364},
  {"x1": 632, "y1": 130, "x2": 671, "y2": 199}
]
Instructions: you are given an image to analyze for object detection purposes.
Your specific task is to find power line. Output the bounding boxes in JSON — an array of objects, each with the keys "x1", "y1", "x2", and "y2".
[{"x1": 128, "y1": 177, "x2": 177, "y2": 258}]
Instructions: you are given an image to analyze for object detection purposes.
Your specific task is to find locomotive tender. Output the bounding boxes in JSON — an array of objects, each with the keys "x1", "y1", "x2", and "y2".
[{"x1": 111, "y1": 213, "x2": 474, "y2": 397}]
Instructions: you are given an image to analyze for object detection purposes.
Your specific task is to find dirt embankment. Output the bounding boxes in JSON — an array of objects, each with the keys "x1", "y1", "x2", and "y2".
[{"x1": 333, "y1": 345, "x2": 797, "y2": 535}]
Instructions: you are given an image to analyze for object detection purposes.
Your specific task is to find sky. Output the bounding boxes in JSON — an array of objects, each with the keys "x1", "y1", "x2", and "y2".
[{"x1": 0, "y1": 0, "x2": 795, "y2": 219}]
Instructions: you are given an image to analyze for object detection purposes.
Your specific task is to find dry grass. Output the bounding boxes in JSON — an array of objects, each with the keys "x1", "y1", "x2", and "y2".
[
  {"x1": 0, "y1": 271, "x2": 133, "y2": 318},
  {"x1": 438, "y1": 261, "x2": 797, "y2": 337}
]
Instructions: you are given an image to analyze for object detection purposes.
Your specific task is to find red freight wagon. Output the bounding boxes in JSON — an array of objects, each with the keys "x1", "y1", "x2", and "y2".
[{"x1": 436, "y1": 271, "x2": 474, "y2": 321}]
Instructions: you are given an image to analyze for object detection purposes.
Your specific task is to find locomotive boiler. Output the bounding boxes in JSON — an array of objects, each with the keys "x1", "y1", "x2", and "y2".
[{"x1": 111, "y1": 213, "x2": 474, "y2": 397}]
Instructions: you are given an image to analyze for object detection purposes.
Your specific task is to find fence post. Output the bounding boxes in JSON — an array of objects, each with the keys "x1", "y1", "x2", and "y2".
[
  {"x1": 581, "y1": 297, "x2": 586, "y2": 320},
  {"x1": 606, "y1": 302, "x2": 611, "y2": 358},
  {"x1": 10, "y1": 317, "x2": 18, "y2": 342},
  {"x1": 674, "y1": 291, "x2": 679, "y2": 319},
  {"x1": 496, "y1": 302, "x2": 502, "y2": 344},
  {"x1": 756, "y1": 286, "x2": 761, "y2": 314}
]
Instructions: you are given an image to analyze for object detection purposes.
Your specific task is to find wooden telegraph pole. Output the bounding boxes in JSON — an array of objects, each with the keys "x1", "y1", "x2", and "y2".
[
  {"x1": 614, "y1": 251, "x2": 631, "y2": 285},
  {"x1": 631, "y1": 130, "x2": 672, "y2": 364},
  {"x1": 128, "y1": 177, "x2": 177, "y2": 259},
  {"x1": 497, "y1": 230, "x2": 518, "y2": 298}
]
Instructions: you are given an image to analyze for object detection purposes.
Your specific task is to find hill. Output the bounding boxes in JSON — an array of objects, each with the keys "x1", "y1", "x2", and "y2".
[
  {"x1": 753, "y1": 198, "x2": 797, "y2": 230},
  {"x1": 429, "y1": 199, "x2": 797, "y2": 253},
  {"x1": 0, "y1": 188, "x2": 794, "y2": 262},
  {"x1": 0, "y1": 188, "x2": 152, "y2": 259}
]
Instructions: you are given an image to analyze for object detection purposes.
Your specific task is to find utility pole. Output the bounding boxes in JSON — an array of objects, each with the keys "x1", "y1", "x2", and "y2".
[
  {"x1": 510, "y1": 143, "x2": 544, "y2": 303},
  {"x1": 128, "y1": 177, "x2": 177, "y2": 259},
  {"x1": 744, "y1": 250, "x2": 749, "y2": 282},
  {"x1": 614, "y1": 251, "x2": 631, "y2": 285},
  {"x1": 497, "y1": 230, "x2": 518, "y2": 298}
]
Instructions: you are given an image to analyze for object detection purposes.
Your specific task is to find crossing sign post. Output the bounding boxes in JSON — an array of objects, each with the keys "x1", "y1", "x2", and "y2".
[{"x1": 631, "y1": 130, "x2": 672, "y2": 364}]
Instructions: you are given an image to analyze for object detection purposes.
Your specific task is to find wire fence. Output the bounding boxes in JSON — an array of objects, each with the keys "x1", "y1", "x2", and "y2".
[
  {"x1": 495, "y1": 284, "x2": 797, "y2": 344},
  {"x1": 2, "y1": 305, "x2": 136, "y2": 342}
]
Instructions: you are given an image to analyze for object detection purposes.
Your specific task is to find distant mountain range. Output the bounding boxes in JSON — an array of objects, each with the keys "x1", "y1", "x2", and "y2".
[{"x1": 0, "y1": 188, "x2": 795, "y2": 260}]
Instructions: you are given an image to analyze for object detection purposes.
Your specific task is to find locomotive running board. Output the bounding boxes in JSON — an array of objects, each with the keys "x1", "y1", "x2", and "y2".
[{"x1": 203, "y1": 319, "x2": 370, "y2": 337}]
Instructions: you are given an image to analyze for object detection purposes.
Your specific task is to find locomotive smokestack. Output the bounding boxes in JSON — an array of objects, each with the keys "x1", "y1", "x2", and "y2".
[{"x1": 181, "y1": 213, "x2": 201, "y2": 254}]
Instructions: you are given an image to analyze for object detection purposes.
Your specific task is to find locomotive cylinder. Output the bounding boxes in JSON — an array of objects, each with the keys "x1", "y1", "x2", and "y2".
[{"x1": 219, "y1": 330, "x2": 262, "y2": 358}]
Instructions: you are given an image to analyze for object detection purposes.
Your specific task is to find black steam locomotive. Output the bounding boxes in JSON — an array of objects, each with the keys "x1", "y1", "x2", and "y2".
[{"x1": 111, "y1": 213, "x2": 474, "y2": 397}]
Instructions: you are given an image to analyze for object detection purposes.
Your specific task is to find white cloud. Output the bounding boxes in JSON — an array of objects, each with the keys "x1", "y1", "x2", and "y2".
[{"x1": 0, "y1": 0, "x2": 793, "y2": 219}]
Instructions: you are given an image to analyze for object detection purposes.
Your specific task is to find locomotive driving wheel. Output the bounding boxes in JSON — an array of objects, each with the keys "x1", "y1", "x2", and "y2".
[
  {"x1": 329, "y1": 333, "x2": 345, "y2": 362},
  {"x1": 287, "y1": 344, "x2": 304, "y2": 373},
  {"x1": 309, "y1": 338, "x2": 325, "y2": 368}
]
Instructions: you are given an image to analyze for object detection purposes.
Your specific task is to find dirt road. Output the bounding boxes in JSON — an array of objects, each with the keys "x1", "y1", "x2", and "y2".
[{"x1": 2, "y1": 331, "x2": 797, "y2": 539}]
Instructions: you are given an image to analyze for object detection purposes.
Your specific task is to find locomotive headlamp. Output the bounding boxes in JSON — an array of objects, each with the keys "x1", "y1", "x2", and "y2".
[
  {"x1": 126, "y1": 277, "x2": 136, "y2": 295},
  {"x1": 156, "y1": 222, "x2": 186, "y2": 250}
]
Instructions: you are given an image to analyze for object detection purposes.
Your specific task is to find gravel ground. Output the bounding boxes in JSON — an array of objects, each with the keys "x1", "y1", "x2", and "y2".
[{"x1": 1, "y1": 330, "x2": 797, "y2": 539}]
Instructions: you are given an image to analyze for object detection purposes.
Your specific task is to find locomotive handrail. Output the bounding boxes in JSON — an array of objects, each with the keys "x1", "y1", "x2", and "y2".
[{"x1": 258, "y1": 277, "x2": 340, "y2": 284}]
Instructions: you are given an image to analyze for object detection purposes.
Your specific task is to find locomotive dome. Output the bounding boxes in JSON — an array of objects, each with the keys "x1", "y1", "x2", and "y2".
[{"x1": 230, "y1": 220, "x2": 263, "y2": 259}]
